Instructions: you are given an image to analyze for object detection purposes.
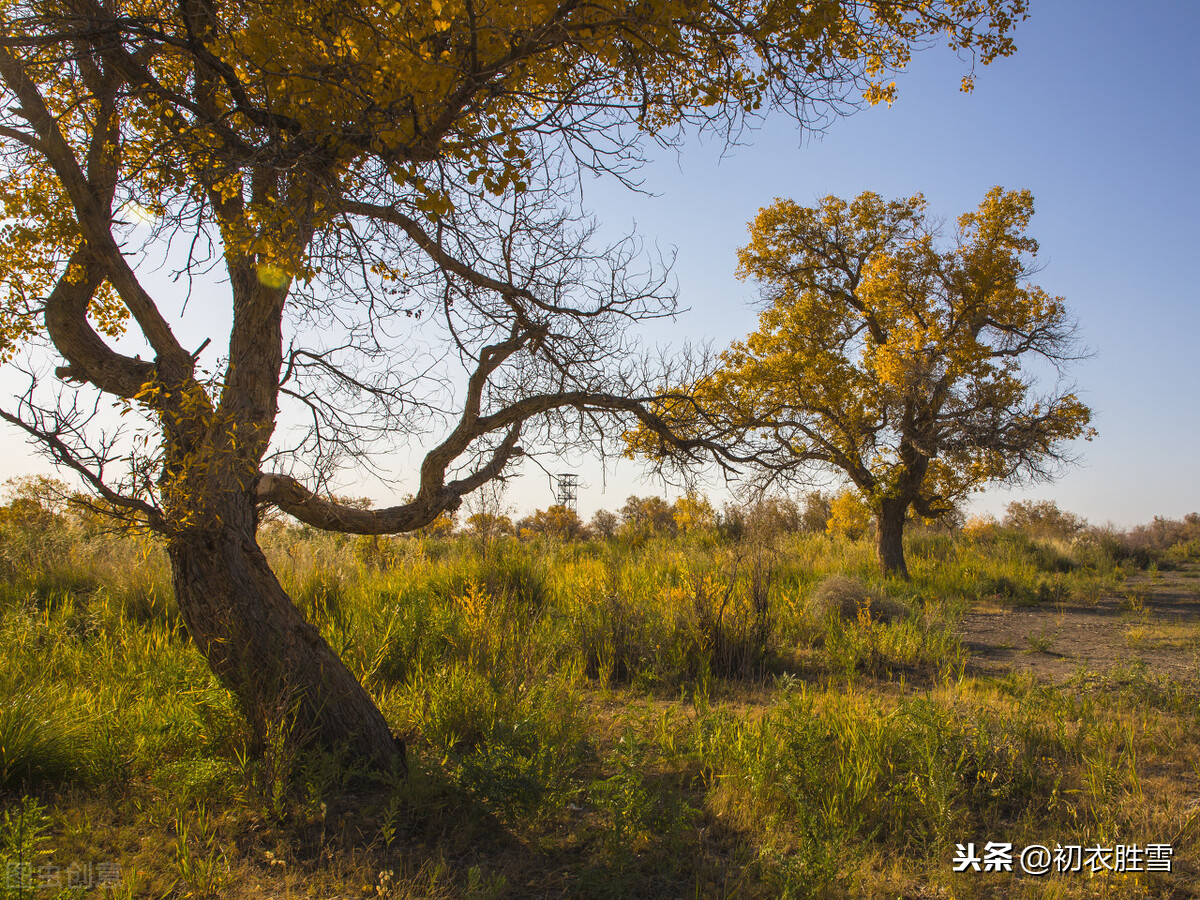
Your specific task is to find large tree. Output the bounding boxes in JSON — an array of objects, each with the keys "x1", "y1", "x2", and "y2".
[
  {"x1": 0, "y1": 0, "x2": 1027, "y2": 767},
  {"x1": 637, "y1": 188, "x2": 1093, "y2": 577}
]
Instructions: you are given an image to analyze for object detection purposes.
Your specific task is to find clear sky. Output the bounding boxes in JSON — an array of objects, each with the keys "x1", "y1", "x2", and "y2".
[
  {"x1": 2, "y1": 1, "x2": 1197, "y2": 528},
  {"x1": 558, "y1": 0, "x2": 1200, "y2": 527}
]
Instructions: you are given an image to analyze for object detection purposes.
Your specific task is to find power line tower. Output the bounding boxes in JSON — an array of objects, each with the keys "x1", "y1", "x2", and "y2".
[{"x1": 554, "y1": 473, "x2": 579, "y2": 514}]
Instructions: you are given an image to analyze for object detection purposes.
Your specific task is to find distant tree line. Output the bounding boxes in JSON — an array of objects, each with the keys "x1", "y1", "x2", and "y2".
[{"x1": 5, "y1": 476, "x2": 1198, "y2": 575}]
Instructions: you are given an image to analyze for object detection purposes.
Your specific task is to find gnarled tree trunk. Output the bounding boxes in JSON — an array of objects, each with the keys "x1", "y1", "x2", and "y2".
[
  {"x1": 167, "y1": 509, "x2": 404, "y2": 772},
  {"x1": 876, "y1": 498, "x2": 910, "y2": 580}
]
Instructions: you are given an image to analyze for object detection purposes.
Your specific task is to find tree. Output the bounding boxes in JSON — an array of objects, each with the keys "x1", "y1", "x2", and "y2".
[
  {"x1": 465, "y1": 512, "x2": 514, "y2": 539},
  {"x1": 826, "y1": 488, "x2": 871, "y2": 541},
  {"x1": 1001, "y1": 500, "x2": 1085, "y2": 539},
  {"x1": 0, "y1": 476, "x2": 72, "y2": 575},
  {"x1": 462, "y1": 481, "x2": 513, "y2": 542},
  {"x1": 516, "y1": 505, "x2": 587, "y2": 541},
  {"x1": 619, "y1": 494, "x2": 677, "y2": 539},
  {"x1": 799, "y1": 490, "x2": 833, "y2": 533},
  {"x1": 0, "y1": 0, "x2": 1028, "y2": 768},
  {"x1": 672, "y1": 491, "x2": 716, "y2": 534},
  {"x1": 639, "y1": 188, "x2": 1093, "y2": 577},
  {"x1": 589, "y1": 508, "x2": 619, "y2": 539}
]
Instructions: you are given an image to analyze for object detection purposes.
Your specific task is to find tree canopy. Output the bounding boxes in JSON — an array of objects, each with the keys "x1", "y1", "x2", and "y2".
[
  {"x1": 0, "y1": 0, "x2": 1030, "y2": 764},
  {"x1": 633, "y1": 188, "x2": 1093, "y2": 577}
]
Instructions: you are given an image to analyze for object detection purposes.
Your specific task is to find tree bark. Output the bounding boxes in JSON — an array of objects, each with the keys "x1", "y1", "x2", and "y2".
[
  {"x1": 167, "y1": 519, "x2": 404, "y2": 773},
  {"x1": 876, "y1": 498, "x2": 910, "y2": 579}
]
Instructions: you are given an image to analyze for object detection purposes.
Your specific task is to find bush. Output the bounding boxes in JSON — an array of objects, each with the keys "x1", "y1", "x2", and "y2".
[
  {"x1": 808, "y1": 574, "x2": 869, "y2": 621},
  {"x1": 1078, "y1": 515, "x2": 1200, "y2": 569},
  {"x1": 807, "y1": 575, "x2": 908, "y2": 629},
  {"x1": 826, "y1": 490, "x2": 872, "y2": 541},
  {"x1": 718, "y1": 495, "x2": 810, "y2": 543},
  {"x1": 1002, "y1": 499, "x2": 1086, "y2": 539},
  {"x1": 517, "y1": 505, "x2": 588, "y2": 541},
  {"x1": 672, "y1": 491, "x2": 716, "y2": 534},
  {"x1": 617, "y1": 495, "x2": 677, "y2": 541}
]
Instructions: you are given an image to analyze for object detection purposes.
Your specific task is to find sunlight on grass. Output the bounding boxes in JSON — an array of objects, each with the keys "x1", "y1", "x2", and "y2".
[{"x1": 0, "y1": 513, "x2": 1195, "y2": 898}]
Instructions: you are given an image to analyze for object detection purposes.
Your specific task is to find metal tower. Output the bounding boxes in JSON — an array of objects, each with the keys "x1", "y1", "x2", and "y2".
[{"x1": 554, "y1": 473, "x2": 579, "y2": 513}]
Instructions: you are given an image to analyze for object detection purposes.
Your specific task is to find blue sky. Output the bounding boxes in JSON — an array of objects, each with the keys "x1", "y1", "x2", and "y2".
[
  {"x1": 561, "y1": 0, "x2": 1200, "y2": 526},
  {"x1": 2, "y1": 1, "x2": 1197, "y2": 528}
]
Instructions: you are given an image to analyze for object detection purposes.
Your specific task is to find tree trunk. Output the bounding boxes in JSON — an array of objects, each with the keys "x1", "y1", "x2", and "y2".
[
  {"x1": 876, "y1": 499, "x2": 910, "y2": 579},
  {"x1": 167, "y1": 522, "x2": 405, "y2": 774}
]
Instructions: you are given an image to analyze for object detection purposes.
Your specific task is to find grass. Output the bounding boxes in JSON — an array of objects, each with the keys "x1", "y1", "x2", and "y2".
[{"x1": 0, "y1": 517, "x2": 1196, "y2": 898}]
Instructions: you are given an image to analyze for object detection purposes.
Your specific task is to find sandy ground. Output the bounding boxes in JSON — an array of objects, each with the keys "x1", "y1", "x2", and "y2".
[{"x1": 956, "y1": 563, "x2": 1200, "y2": 688}]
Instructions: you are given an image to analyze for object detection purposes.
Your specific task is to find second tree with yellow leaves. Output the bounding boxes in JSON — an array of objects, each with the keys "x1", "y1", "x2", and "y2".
[{"x1": 640, "y1": 188, "x2": 1093, "y2": 578}]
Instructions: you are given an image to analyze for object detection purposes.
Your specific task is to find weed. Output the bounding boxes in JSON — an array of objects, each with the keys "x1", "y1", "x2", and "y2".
[
  {"x1": 232, "y1": 691, "x2": 309, "y2": 822},
  {"x1": 1124, "y1": 624, "x2": 1148, "y2": 650},
  {"x1": 0, "y1": 797, "x2": 52, "y2": 900},
  {"x1": 172, "y1": 803, "x2": 229, "y2": 899},
  {"x1": 1119, "y1": 586, "x2": 1149, "y2": 614},
  {"x1": 590, "y1": 732, "x2": 653, "y2": 852},
  {"x1": 1024, "y1": 627, "x2": 1058, "y2": 654},
  {"x1": 464, "y1": 864, "x2": 507, "y2": 900}
]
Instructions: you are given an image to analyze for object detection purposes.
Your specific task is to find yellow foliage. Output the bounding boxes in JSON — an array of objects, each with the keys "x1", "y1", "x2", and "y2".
[
  {"x1": 0, "y1": 0, "x2": 1028, "y2": 542},
  {"x1": 724, "y1": 188, "x2": 1090, "y2": 515},
  {"x1": 518, "y1": 505, "x2": 586, "y2": 541},
  {"x1": 422, "y1": 512, "x2": 457, "y2": 537},
  {"x1": 628, "y1": 187, "x2": 1091, "y2": 577},
  {"x1": 963, "y1": 514, "x2": 999, "y2": 541},
  {"x1": 0, "y1": 0, "x2": 1029, "y2": 363},
  {"x1": 672, "y1": 491, "x2": 715, "y2": 534},
  {"x1": 827, "y1": 489, "x2": 871, "y2": 540}
]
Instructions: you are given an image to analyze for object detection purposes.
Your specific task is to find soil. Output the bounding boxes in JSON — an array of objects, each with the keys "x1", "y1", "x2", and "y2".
[{"x1": 956, "y1": 563, "x2": 1200, "y2": 687}]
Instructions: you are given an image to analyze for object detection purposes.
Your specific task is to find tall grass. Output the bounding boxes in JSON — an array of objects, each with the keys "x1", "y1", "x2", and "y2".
[{"x1": 0, "y1": 513, "x2": 1193, "y2": 898}]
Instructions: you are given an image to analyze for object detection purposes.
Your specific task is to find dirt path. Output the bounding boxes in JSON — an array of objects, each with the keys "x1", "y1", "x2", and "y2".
[{"x1": 956, "y1": 563, "x2": 1200, "y2": 687}]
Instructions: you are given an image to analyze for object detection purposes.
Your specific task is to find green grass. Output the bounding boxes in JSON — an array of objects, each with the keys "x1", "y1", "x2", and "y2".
[{"x1": 0, "y1": 519, "x2": 1195, "y2": 898}]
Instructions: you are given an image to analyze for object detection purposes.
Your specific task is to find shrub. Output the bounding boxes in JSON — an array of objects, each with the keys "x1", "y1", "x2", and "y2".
[
  {"x1": 1090, "y1": 513, "x2": 1200, "y2": 568},
  {"x1": 689, "y1": 559, "x2": 775, "y2": 679},
  {"x1": 1002, "y1": 499, "x2": 1086, "y2": 539},
  {"x1": 463, "y1": 512, "x2": 514, "y2": 539},
  {"x1": 807, "y1": 575, "x2": 907, "y2": 629},
  {"x1": 589, "y1": 509, "x2": 619, "y2": 539},
  {"x1": 517, "y1": 505, "x2": 587, "y2": 541},
  {"x1": 719, "y1": 495, "x2": 806, "y2": 542},
  {"x1": 799, "y1": 491, "x2": 832, "y2": 533},
  {"x1": 671, "y1": 491, "x2": 716, "y2": 534},
  {"x1": 808, "y1": 574, "x2": 869, "y2": 621},
  {"x1": 826, "y1": 490, "x2": 872, "y2": 541},
  {"x1": 618, "y1": 495, "x2": 677, "y2": 540},
  {"x1": 354, "y1": 534, "x2": 401, "y2": 570}
]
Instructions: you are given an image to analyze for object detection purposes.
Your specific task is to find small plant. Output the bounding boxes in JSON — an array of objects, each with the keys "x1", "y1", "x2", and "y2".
[
  {"x1": 690, "y1": 558, "x2": 775, "y2": 679},
  {"x1": 1023, "y1": 627, "x2": 1057, "y2": 654},
  {"x1": 590, "y1": 732, "x2": 653, "y2": 853},
  {"x1": 232, "y1": 691, "x2": 308, "y2": 822},
  {"x1": 0, "y1": 797, "x2": 52, "y2": 900},
  {"x1": 464, "y1": 864, "x2": 507, "y2": 900},
  {"x1": 172, "y1": 803, "x2": 230, "y2": 899},
  {"x1": 1071, "y1": 575, "x2": 1109, "y2": 607},
  {"x1": 0, "y1": 689, "x2": 78, "y2": 788},
  {"x1": 88, "y1": 715, "x2": 138, "y2": 788},
  {"x1": 1124, "y1": 624, "x2": 1148, "y2": 650},
  {"x1": 1035, "y1": 574, "x2": 1071, "y2": 604},
  {"x1": 1118, "y1": 586, "x2": 1148, "y2": 614}
]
